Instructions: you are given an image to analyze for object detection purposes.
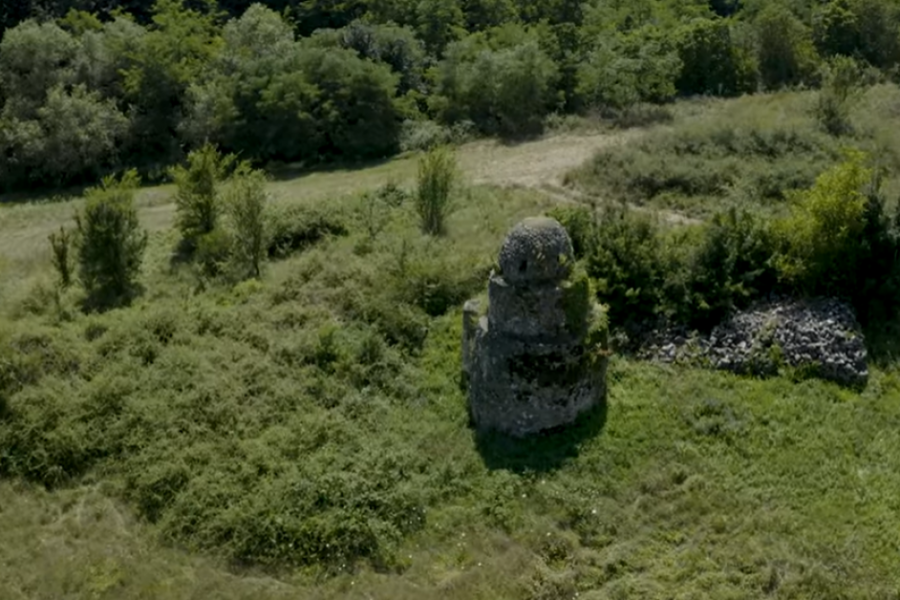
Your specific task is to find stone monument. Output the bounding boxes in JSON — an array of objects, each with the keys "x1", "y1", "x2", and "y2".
[{"x1": 462, "y1": 216, "x2": 609, "y2": 437}]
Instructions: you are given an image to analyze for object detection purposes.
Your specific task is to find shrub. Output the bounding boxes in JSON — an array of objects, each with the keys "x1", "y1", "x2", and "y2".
[
  {"x1": 400, "y1": 119, "x2": 452, "y2": 152},
  {"x1": 48, "y1": 226, "x2": 73, "y2": 288},
  {"x1": 415, "y1": 146, "x2": 457, "y2": 235},
  {"x1": 266, "y1": 202, "x2": 349, "y2": 259},
  {"x1": 673, "y1": 208, "x2": 777, "y2": 329},
  {"x1": 359, "y1": 182, "x2": 408, "y2": 243},
  {"x1": 547, "y1": 205, "x2": 596, "y2": 260},
  {"x1": 195, "y1": 227, "x2": 233, "y2": 277},
  {"x1": 225, "y1": 163, "x2": 270, "y2": 279},
  {"x1": 773, "y1": 148, "x2": 872, "y2": 296},
  {"x1": 75, "y1": 170, "x2": 148, "y2": 309},
  {"x1": 585, "y1": 203, "x2": 668, "y2": 325},
  {"x1": 170, "y1": 142, "x2": 236, "y2": 250},
  {"x1": 393, "y1": 247, "x2": 488, "y2": 317},
  {"x1": 567, "y1": 109, "x2": 839, "y2": 217}
]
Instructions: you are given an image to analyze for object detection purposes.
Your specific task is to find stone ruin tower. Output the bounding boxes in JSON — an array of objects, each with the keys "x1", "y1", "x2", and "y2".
[{"x1": 462, "y1": 217, "x2": 609, "y2": 437}]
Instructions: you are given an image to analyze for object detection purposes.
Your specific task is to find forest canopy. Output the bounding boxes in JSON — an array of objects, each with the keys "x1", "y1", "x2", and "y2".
[{"x1": 2, "y1": 0, "x2": 900, "y2": 192}]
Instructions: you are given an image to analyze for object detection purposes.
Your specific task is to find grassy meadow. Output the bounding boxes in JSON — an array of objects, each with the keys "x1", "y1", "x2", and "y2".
[{"x1": 3, "y1": 88, "x2": 900, "y2": 599}]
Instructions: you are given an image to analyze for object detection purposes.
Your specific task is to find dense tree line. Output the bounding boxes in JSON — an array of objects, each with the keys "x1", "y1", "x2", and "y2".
[{"x1": 3, "y1": 0, "x2": 900, "y2": 192}]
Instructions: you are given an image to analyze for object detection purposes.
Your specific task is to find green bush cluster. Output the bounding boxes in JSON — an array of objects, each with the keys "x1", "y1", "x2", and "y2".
[
  {"x1": 169, "y1": 144, "x2": 276, "y2": 280},
  {"x1": 1, "y1": 177, "x2": 512, "y2": 569},
  {"x1": 266, "y1": 201, "x2": 349, "y2": 258},
  {"x1": 557, "y1": 149, "x2": 900, "y2": 331}
]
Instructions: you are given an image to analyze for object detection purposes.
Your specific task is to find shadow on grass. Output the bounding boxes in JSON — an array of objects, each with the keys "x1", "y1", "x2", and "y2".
[
  {"x1": 474, "y1": 400, "x2": 607, "y2": 474},
  {"x1": 864, "y1": 319, "x2": 900, "y2": 369},
  {"x1": 0, "y1": 183, "x2": 89, "y2": 205},
  {"x1": 266, "y1": 155, "x2": 399, "y2": 183}
]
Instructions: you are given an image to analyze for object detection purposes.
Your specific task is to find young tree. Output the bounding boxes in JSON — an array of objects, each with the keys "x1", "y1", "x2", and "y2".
[
  {"x1": 76, "y1": 169, "x2": 148, "y2": 308},
  {"x1": 225, "y1": 163, "x2": 269, "y2": 279},
  {"x1": 48, "y1": 226, "x2": 73, "y2": 288},
  {"x1": 415, "y1": 146, "x2": 456, "y2": 235},
  {"x1": 169, "y1": 142, "x2": 235, "y2": 249}
]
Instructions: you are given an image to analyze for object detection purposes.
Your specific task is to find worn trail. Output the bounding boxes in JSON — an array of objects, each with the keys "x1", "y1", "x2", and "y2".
[{"x1": 0, "y1": 129, "x2": 697, "y2": 286}]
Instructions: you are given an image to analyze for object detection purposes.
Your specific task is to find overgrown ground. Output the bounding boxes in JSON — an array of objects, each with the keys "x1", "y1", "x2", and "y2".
[{"x1": 3, "y1": 90, "x2": 900, "y2": 599}]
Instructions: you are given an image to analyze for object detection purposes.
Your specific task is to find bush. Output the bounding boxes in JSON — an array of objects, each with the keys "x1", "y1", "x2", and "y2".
[
  {"x1": 773, "y1": 149, "x2": 877, "y2": 298},
  {"x1": 75, "y1": 170, "x2": 148, "y2": 309},
  {"x1": 672, "y1": 208, "x2": 777, "y2": 329},
  {"x1": 170, "y1": 142, "x2": 236, "y2": 250},
  {"x1": 585, "y1": 203, "x2": 668, "y2": 325},
  {"x1": 266, "y1": 202, "x2": 349, "y2": 259},
  {"x1": 546, "y1": 205, "x2": 596, "y2": 259},
  {"x1": 566, "y1": 202, "x2": 778, "y2": 331},
  {"x1": 415, "y1": 146, "x2": 457, "y2": 235},
  {"x1": 568, "y1": 108, "x2": 839, "y2": 217},
  {"x1": 399, "y1": 120, "x2": 453, "y2": 152},
  {"x1": 393, "y1": 244, "x2": 488, "y2": 317}
]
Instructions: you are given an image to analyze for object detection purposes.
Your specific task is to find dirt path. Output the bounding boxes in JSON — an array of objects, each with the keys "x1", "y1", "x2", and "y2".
[
  {"x1": 1, "y1": 129, "x2": 695, "y2": 282},
  {"x1": 462, "y1": 130, "x2": 639, "y2": 188},
  {"x1": 0, "y1": 131, "x2": 630, "y2": 264}
]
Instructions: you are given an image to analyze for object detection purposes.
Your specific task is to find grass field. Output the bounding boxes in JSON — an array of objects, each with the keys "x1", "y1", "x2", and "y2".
[{"x1": 3, "y1": 91, "x2": 900, "y2": 599}]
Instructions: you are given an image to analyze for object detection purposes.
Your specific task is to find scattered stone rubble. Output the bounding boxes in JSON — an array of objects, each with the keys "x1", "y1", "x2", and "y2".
[
  {"x1": 462, "y1": 217, "x2": 609, "y2": 437},
  {"x1": 635, "y1": 297, "x2": 868, "y2": 387}
]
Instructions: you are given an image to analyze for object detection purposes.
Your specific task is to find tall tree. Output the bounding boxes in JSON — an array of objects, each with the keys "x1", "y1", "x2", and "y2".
[{"x1": 118, "y1": 0, "x2": 222, "y2": 168}]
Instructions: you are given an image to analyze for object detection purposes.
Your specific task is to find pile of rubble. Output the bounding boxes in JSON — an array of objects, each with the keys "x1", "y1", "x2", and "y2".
[{"x1": 633, "y1": 297, "x2": 868, "y2": 387}]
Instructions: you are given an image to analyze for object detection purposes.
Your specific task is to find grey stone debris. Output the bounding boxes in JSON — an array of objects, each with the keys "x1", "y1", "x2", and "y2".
[
  {"x1": 636, "y1": 297, "x2": 868, "y2": 387},
  {"x1": 462, "y1": 217, "x2": 609, "y2": 437}
]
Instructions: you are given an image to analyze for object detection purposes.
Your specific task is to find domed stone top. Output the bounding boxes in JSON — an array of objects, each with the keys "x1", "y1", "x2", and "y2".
[{"x1": 499, "y1": 217, "x2": 574, "y2": 285}]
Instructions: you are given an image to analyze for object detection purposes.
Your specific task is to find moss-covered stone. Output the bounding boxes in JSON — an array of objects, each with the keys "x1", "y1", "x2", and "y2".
[
  {"x1": 560, "y1": 267, "x2": 593, "y2": 336},
  {"x1": 463, "y1": 217, "x2": 608, "y2": 437}
]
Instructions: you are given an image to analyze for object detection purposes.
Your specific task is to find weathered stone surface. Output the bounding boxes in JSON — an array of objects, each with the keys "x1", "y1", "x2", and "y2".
[
  {"x1": 463, "y1": 217, "x2": 608, "y2": 437},
  {"x1": 499, "y1": 217, "x2": 574, "y2": 286},
  {"x1": 633, "y1": 297, "x2": 868, "y2": 388}
]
